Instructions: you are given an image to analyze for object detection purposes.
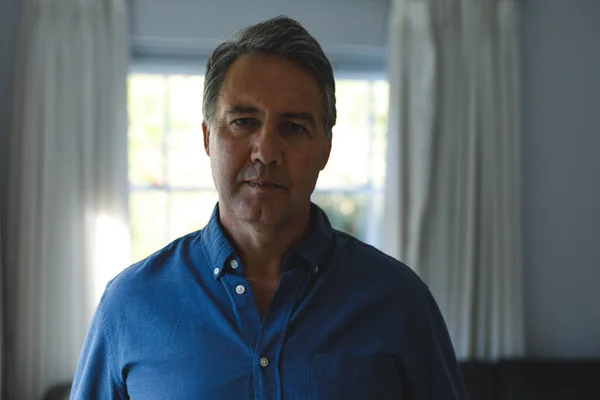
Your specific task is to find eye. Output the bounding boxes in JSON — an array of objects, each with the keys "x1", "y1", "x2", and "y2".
[
  {"x1": 233, "y1": 118, "x2": 252, "y2": 127},
  {"x1": 288, "y1": 122, "x2": 307, "y2": 134},
  {"x1": 230, "y1": 118, "x2": 258, "y2": 133}
]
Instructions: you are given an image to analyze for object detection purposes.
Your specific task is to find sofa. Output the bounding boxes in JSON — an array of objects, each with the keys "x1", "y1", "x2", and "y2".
[
  {"x1": 460, "y1": 359, "x2": 600, "y2": 400},
  {"x1": 42, "y1": 383, "x2": 71, "y2": 400}
]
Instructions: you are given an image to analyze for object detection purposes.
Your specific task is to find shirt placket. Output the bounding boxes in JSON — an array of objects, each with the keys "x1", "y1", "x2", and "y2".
[
  {"x1": 221, "y1": 259, "x2": 310, "y2": 400},
  {"x1": 252, "y1": 266, "x2": 309, "y2": 400}
]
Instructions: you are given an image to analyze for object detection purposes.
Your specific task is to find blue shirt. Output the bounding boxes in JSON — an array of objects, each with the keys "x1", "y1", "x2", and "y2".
[{"x1": 71, "y1": 203, "x2": 467, "y2": 399}]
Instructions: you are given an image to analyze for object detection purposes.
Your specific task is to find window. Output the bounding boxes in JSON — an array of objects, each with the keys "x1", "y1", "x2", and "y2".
[{"x1": 128, "y1": 73, "x2": 388, "y2": 263}]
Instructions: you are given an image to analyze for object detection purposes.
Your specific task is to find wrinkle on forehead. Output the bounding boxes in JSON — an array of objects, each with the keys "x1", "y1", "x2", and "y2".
[{"x1": 215, "y1": 54, "x2": 324, "y2": 123}]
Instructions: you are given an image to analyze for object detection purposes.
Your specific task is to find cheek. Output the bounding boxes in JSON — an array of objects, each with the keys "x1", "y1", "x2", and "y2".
[
  {"x1": 212, "y1": 138, "x2": 247, "y2": 182},
  {"x1": 291, "y1": 152, "x2": 323, "y2": 185}
]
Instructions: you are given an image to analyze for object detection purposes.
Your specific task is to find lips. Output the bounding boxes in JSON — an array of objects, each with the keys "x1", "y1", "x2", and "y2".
[{"x1": 245, "y1": 180, "x2": 284, "y2": 189}]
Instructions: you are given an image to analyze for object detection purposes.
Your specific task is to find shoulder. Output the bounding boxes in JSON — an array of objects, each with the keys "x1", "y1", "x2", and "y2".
[
  {"x1": 331, "y1": 230, "x2": 428, "y2": 297},
  {"x1": 101, "y1": 230, "x2": 204, "y2": 309}
]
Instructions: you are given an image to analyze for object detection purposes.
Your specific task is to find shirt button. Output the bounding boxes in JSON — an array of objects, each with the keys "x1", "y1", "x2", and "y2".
[
  {"x1": 259, "y1": 357, "x2": 270, "y2": 368},
  {"x1": 315, "y1": 265, "x2": 319, "y2": 273},
  {"x1": 230, "y1": 259, "x2": 239, "y2": 269},
  {"x1": 235, "y1": 285, "x2": 246, "y2": 295},
  {"x1": 213, "y1": 268, "x2": 220, "y2": 275}
]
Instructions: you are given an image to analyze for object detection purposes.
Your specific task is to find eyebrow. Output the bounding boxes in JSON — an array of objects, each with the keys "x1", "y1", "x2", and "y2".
[
  {"x1": 281, "y1": 112, "x2": 317, "y2": 129},
  {"x1": 224, "y1": 106, "x2": 317, "y2": 130},
  {"x1": 224, "y1": 105, "x2": 261, "y2": 116}
]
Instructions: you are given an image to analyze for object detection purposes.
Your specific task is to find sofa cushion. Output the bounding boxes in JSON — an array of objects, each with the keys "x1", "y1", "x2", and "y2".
[
  {"x1": 459, "y1": 361, "x2": 499, "y2": 400},
  {"x1": 42, "y1": 383, "x2": 71, "y2": 400},
  {"x1": 498, "y1": 360, "x2": 600, "y2": 400}
]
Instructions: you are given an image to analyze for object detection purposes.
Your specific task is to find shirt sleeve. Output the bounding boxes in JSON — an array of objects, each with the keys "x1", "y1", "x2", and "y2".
[
  {"x1": 406, "y1": 285, "x2": 469, "y2": 399},
  {"x1": 70, "y1": 294, "x2": 128, "y2": 400}
]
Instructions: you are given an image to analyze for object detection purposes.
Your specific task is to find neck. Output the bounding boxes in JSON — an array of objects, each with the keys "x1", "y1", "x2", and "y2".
[{"x1": 218, "y1": 204, "x2": 312, "y2": 279}]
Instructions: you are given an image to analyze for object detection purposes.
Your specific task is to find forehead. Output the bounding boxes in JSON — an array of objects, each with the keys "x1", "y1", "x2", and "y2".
[{"x1": 217, "y1": 53, "x2": 323, "y2": 116}]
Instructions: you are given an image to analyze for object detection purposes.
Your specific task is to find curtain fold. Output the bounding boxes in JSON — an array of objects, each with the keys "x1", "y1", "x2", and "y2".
[
  {"x1": 5, "y1": 1, "x2": 129, "y2": 398},
  {"x1": 383, "y1": 0, "x2": 524, "y2": 360}
]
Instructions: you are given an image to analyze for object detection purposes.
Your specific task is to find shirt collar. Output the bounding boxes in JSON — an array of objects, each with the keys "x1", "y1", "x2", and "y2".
[
  {"x1": 200, "y1": 202, "x2": 335, "y2": 279},
  {"x1": 290, "y1": 202, "x2": 335, "y2": 274},
  {"x1": 201, "y1": 204, "x2": 236, "y2": 280}
]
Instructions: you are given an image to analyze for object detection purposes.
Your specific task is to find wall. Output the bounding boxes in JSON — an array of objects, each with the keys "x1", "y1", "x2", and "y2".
[
  {"x1": 522, "y1": 0, "x2": 600, "y2": 358},
  {"x1": 130, "y1": 0, "x2": 389, "y2": 69}
]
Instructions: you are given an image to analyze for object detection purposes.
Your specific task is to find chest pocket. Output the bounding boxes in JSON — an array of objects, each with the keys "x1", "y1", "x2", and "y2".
[{"x1": 309, "y1": 354, "x2": 403, "y2": 400}]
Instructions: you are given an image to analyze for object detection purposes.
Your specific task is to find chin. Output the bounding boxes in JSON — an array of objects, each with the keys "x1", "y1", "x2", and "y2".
[
  {"x1": 219, "y1": 188, "x2": 310, "y2": 226},
  {"x1": 236, "y1": 203, "x2": 287, "y2": 225},
  {"x1": 223, "y1": 194, "x2": 297, "y2": 226}
]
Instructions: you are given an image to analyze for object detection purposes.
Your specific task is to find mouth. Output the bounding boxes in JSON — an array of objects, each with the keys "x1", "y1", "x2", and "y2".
[{"x1": 244, "y1": 180, "x2": 285, "y2": 190}]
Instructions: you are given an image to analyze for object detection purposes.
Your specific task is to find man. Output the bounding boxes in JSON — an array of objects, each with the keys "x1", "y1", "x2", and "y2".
[{"x1": 71, "y1": 16, "x2": 467, "y2": 399}]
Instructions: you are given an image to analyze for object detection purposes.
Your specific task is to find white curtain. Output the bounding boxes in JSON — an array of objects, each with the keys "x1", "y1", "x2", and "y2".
[
  {"x1": 5, "y1": 1, "x2": 129, "y2": 398},
  {"x1": 382, "y1": 0, "x2": 524, "y2": 360}
]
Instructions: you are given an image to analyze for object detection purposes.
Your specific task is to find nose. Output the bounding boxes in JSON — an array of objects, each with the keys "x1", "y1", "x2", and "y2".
[{"x1": 251, "y1": 120, "x2": 283, "y2": 166}]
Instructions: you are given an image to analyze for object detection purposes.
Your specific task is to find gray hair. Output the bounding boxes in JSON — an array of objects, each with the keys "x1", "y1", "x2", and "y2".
[{"x1": 202, "y1": 16, "x2": 337, "y2": 136}]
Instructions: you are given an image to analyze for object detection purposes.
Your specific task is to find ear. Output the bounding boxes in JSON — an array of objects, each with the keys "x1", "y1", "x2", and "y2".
[
  {"x1": 320, "y1": 134, "x2": 332, "y2": 170},
  {"x1": 202, "y1": 121, "x2": 210, "y2": 156}
]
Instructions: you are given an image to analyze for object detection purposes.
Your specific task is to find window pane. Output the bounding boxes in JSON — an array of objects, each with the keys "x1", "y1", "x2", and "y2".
[
  {"x1": 128, "y1": 75, "x2": 166, "y2": 186},
  {"x1": 167, "y1": 130, "x2": 214, "y2": 188},
  {"x1": 371, "y1": 80, "x2": 389, "y2": 189},
  {"x1": 168, "y1": 75, "x2": 204, "y2": 133},
  {"x1": 130, "y1": 190, "x2": 168, "y2": 262},
  {"x1": 127, "y1": 73, "x2": 389, "y2": 265},
  {"x1": 311, "y1": 191, "x2": 369, "y2": 240},
  {"x1": 169, "y1": 191, "x2": 219, "y2": 240},
  {"x1": 166, "y1": 75, "x2": 214, "y2": 188},
  {"x1": 318, "y1": 80, "x2": 372, "y2": 189}
]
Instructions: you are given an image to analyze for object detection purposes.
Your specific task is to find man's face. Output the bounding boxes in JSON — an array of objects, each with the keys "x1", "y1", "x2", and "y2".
[{"x1": 203, "y1": 53, "x2": 332, "y2": 226}]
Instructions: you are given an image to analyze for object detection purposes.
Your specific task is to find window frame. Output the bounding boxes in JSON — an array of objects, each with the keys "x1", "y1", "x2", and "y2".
[{"x1": 127, "y1": 59, "x2": 387, "y2": 260}]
